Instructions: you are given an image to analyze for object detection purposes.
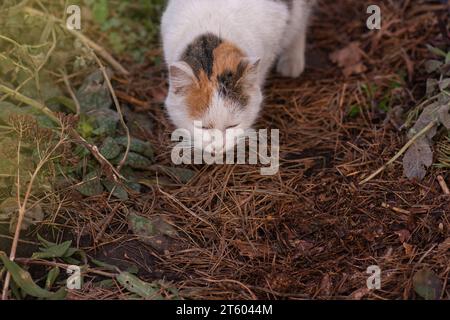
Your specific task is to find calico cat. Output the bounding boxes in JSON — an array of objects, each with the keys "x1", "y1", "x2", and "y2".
[{"x1": 162, "y1": 0, "x2": 315, "y2": 154}]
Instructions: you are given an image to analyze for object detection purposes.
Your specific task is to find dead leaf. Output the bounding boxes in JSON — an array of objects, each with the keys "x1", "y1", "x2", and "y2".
[
  {"x1": 403, "y1": 137, "x2": 433, "y2": 180},
  {"x1": 319, "y1": 274, "x2": 332, "y2": 296},
  {"x1": 128, "y1": 212, "x2": 178, "y2": 252},
  {"x1": 395, "y1": 229, "x2": 411, "y2": 243},
  {"x1": 403, "y1": 103, "x2": 450, "y2": 180},
  {"x1": 329, "y1": 42, "x2": 367, "y2": 77},
  {"x1": 350, "y1": 288, "x2": 370, "y2": 300},
  {"x1": 424, "y1": 60, "x2": 443, "y2": 73},
  {"x1": 413, "y1": 268, "x2": 443, "y2": 300},
  {"x1": 403, "y1": 242, "x2": 414, "y2": 256}
]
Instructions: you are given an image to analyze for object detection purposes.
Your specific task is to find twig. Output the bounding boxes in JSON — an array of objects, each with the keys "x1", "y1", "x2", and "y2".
[
  {"x1": 69, "y1": 130, "x2": 126, "y2": 182},
  {"x1": 61, "y1": 70, "x2": 81, "y2": 116},
  {"x1": 437, "y1": 175, "x2": 450, "y2": 195},
  {"x1": 94, "y1": 204, "x2": 122, "y2": 243},
  {"x1": 360, "y1": 121, "x2": 436, "y2": 185},
  {"x1": 115, "y1": 91, "x2": 150, "y2": 110},
  {"x1": 381, "y1": 202, "x2": 411, "y2": 215},
  {"x1": 0, "y1": 84, "x2": 59, "y2": 124}
]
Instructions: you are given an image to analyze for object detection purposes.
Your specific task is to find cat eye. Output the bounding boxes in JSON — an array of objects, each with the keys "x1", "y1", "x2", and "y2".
[
  {"x1": 194, "y1": 124, "x2": 213, "y2": 130},
  {"x1": 226, "y1": 124, "x2": 239, "y2": 130}
]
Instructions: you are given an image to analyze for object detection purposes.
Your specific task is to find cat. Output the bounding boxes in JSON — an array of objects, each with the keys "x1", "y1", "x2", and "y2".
[{"x1": 162, "y1": 0, "x2": 315, "y2": 155}]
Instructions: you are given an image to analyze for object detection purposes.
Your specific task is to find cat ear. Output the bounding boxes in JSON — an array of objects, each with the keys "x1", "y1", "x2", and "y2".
[
  {"x1": 243, "y1": 57, "x2": 260, "y2": 72},
  {"x1": 169, "y1": 61, "x2": 196, "y2": 93},
  {"x1": 239, "y1": 57, "x2": 260, "y2": 85}
]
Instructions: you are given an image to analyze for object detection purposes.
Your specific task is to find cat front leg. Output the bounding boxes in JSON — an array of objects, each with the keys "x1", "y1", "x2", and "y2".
[
  {"x1": 276, "y1": 27, "x2": 307, "y2": 78},
  {"x1": 277, "y1": 0, "x2": 314, "y2": 78}
]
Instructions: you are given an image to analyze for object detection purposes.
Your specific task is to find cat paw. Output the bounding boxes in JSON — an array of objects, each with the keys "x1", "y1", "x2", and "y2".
[{"x1": 276, "y1": 53, "x2": 305, "y2": 78}]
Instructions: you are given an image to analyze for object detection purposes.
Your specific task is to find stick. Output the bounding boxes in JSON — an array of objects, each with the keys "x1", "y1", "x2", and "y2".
[
  {"x1": 381, "y1": 202, "x2": 411, "y2": 215},
  {"x1": 437, "y1": 175, "x2": 450, "y2": 195},
  {"x1": 61, "y1": 70, "x2": 81, "y2": 116},
  {"x1": 0, "y1": 84, "x2": 59, "y2": 124}
]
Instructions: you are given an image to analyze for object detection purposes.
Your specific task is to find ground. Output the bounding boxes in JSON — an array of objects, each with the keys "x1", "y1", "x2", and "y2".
[{"x1": 0, "y1": 0, "x2": 449, "y2": 300}]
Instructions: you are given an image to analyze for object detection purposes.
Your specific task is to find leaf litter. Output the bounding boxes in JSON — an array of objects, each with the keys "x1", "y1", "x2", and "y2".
[{"x1": 0, "y1": 0, "x2": 449, "y2": 300}]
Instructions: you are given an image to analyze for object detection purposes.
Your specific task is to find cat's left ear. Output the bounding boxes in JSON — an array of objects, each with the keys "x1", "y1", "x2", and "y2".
[
  {"x1": 239, "y1": 57, "x2": 260, "y2": 85},
  {"x1": 169, "y1": 61, "x2": 197, "y2": 93}
]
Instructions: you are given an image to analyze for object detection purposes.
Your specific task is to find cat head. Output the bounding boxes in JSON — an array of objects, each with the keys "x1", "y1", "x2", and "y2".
[{"x1": 165, "y1": 41, "x2": 262, "y2": 155}]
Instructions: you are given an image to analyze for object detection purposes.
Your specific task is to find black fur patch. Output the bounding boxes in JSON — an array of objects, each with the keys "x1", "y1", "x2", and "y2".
[
  {"x1": 217, "y1": 62, "x2": 249, "y2": 106},
  {"x1": 181, "y1": 33, "x2": 222, "y2": 79}
]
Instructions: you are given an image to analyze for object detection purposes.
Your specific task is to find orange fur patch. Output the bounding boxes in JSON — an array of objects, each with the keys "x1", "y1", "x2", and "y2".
[
  {"x1": 212, "y1": 42, "x2": 245, "y2": 78},
  {"x1": 185, "y1": 70, "x2": 214, "y2": 118},
  {"x1": 185, "y1": 41, "x2": 245, "y2": 118}
]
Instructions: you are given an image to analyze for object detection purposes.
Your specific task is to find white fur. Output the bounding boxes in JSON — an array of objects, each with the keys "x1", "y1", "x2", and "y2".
[{"x1": 162, "y1": 0, "x2": 314, "y2": 153}]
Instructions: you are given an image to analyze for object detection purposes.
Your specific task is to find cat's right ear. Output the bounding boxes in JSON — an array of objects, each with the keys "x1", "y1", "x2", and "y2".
[{"x1": 169, "y1": 62, "x2": 196, "y2": 94}]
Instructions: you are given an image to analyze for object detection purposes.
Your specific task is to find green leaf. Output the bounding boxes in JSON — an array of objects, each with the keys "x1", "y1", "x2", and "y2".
[
  {"x1": 413, "y1": 268, "x2": 443, "y2": 300},
  {"x1": 114, "y1": 152, "x2": 152, "y2": 170},
  {"x1": 115, "y1": 137, "x2": 154, "y2": 160},
  {"x1": 116, "y1": 272, "x2": 163, "y2": 299},
  {"x1": 426, "y1": 45, "x2": 447, "y2": 58},
  {"x1": 96, "y1": 279, "x2": 115, "y2": 289},
  {"x1": 37, "y1": 234, "x2": 55, "y2": 248},
  {"x1": 102, "y1": 180, "x2": 129, "y2": 201},
  {"x1": 439, "y1": 78, "x2": 450, "y2": 91},
  {"x1": 129, "y1": 212, "x2": 178, "y2": 251},
  {"x1": 0, "y1": 252, "x2": 66, "y2": 300},
  {"x1": 1, "y1": 198, "x2": 44, "y2": 233},
  {"x1": 77, "y1": 117, "x2": 95, "y2": 138},
  {"x1": 162, "y1": 167, "x2": 196, "y2": 184},
  {"x1": 348, "y1": 105, "x2": 360, "y2": 118},
  {"x1": 0, "y1": 102, "x2": 34, "y2": 124},
  {"x1": 32, "y1": 240, "x2": 72, "y2": 259},
  {"x1": 76, "y1": 70, "x2": 112, "y2": 113},
  {"x1": 424, "y1": 60, "x2": 443, "y2": 73},
  {"x1": 46, "y1": 96, "x2": 76, "y2": 113},
  {"x1": 90, "y1": 258, "x2": 119, "y2": 272},
  {"x1": 77, "y1": 172, "x2": 104, "y2": 197},
  {"x1": 426, "y1": 79, "x2": 438, "y2": 97},
  {"x1": 91, "y1": 109, "x2": 119, "y2": 136},
  {"x1": 100, "y1": 137, "x2": 121, "y2": 160},
  {"x1": 92, "y1": 0, "x2": 109, "y2": 24},
  {"x1": 129, "y1": 213, "x2": 177, "y2": 238},
  {"x1": 45, "y1": 267, "x2": 60, "y2": 290}
]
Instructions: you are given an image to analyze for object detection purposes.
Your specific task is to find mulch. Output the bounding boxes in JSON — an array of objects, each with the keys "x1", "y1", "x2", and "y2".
[{"x1": 63, "y1": 0, "x2": 449, "y2": 300}]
